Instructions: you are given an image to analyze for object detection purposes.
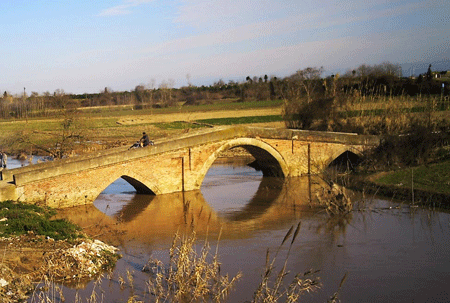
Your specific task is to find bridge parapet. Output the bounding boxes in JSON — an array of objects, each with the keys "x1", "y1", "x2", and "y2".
[{"x1": 5, "y1": 126, "x2": 379, "y2": 185}]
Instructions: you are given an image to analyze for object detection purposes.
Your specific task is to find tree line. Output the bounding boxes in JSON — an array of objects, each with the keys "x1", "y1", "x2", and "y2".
[{"x1": 0, "y1": 61, "x2": 448, "y2": 120}]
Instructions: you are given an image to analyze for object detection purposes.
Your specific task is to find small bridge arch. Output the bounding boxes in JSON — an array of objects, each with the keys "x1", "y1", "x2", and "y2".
[
  {"x1": 194, "y1": 138, "x2": 290, "y2": 188},
  {"x1": 326, "y1": 147, "x2": 364, "y2": 171},
  {"x1": 84, "y1": 169, "x2": 161, "y2": 204}
]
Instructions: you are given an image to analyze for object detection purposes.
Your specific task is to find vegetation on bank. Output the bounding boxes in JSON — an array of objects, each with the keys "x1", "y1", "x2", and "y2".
[
  {"x1": 0, "y1": 201, "x2": 120, "y2": 303},
  {"x1": 374, "y1": 160, "x2": 450, "y2": 195},
  {"x1": 0, "y1": 201, "x2": 82, "y2": 241}
]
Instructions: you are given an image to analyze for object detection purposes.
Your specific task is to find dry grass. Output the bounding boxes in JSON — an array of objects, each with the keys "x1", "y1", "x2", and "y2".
[
  {"x1": 336, "y1": 93, "x2": 449, "y2": 135},
  {"x1": 284, "y1": 85, "x2": 450, "y2": 136},
  {"x1": 252, "y1": 222, "x2": 321, "y2": 303},
  {"x1": 144, "y1": 230, "x2": 242, "y2": 303},
  {"x1": 315, "y1": 183, "x2": 353, "y2": 216},
  {"x1": 20, "y1": 223, "x2": 332, "y2": 303}
]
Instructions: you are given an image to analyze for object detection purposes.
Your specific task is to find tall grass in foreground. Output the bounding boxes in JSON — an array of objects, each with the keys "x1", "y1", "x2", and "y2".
[
  {"x1": 143, "y1": 230, "x2": 242, "y2": 303},
  {"x1": 132, "y1": 224, "x2": 324, "y2": 302},
  {"x1": 28, "y1": 223, "x2": 340, "y2": 303},
  {"x1": 252, "y1": 222, "x2": 321, "y2": 303}
]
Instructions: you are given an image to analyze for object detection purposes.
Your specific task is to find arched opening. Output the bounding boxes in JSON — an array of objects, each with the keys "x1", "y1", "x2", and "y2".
[
  {"x1": 196, "y1": 138, "x2": 289, "y2": 189},
  {"x1": 201, "y1": 155, "x2": 264, "y2": 217},
  {"x1": 94, "y1": 175, "x2": 156, "y2": 218},
  {"x1": 243, "y1": 145, "x2": 285, "y2": 177},
  {"x1": 121, "y1": 175, "x2": 155, "y2": 195},
  {"x1": 328, "y1": 150, "x2": 361, "y2": 172},
  {"x1": 200, "y1": 139, "x2": 287, "y2": 219}
]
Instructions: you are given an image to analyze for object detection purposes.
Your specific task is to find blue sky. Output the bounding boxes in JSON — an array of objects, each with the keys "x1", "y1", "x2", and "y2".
[{"x1": 0, "y1": 0, "x2": 449, "y2": 95}]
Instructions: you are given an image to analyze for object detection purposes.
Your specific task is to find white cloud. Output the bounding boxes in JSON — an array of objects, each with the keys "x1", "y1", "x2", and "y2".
[
  {"x1": 174, "y1": 0, "x2": 292, "y2": 29},
  {"x1": 98, "y1": 0, "x2": 154, "y2": 17}
]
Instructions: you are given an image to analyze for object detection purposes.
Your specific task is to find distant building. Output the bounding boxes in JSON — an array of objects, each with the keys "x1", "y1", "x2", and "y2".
[{"x1": 432, "y1": 71, "x2": 450, "y2": 79}]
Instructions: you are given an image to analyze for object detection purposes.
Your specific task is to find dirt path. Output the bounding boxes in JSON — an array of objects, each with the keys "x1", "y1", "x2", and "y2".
[{"x1": 116, "y1": 107, "x2": 282, "y2": 125}]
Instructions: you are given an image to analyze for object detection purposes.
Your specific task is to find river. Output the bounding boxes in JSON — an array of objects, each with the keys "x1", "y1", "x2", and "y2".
[{"x1": 21, "y1": 157, "x2": 450, "y2": 302}]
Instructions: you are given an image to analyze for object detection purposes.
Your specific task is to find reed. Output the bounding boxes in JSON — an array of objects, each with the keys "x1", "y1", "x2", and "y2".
[
  {"x1": 19, "y1": 225, "x2": 337, "y2": 302},
  {"x1": 144, "y1": 230, "x2": 242, "y2": 303},
  {"x1": 315, "y1": 182, "x2": 353, "y2": 216},
  {"x1": 252, "y1": 222, "x2": 321, "y2": 303}
]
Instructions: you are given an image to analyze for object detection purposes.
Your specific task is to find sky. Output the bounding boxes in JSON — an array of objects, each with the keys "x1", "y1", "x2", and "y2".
[{"x1": 0, "y1": 0, "x2": 449, "y2": 95}]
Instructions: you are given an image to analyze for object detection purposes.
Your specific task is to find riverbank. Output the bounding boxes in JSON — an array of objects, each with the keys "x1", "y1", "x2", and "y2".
[
  {"x1": 0, "y1": 201, "x2": 120, "y2": 302},
  {"x1": 342, "y1": 159, "x2": 450, "y2": 208}
]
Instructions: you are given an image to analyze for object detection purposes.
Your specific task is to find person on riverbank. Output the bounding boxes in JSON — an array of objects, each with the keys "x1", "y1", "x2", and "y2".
[
  {"x1": 0, "y1": 152, "x2": 7, "y2": 168},
  {"x1": 140, "y1": 132, "x2": 150, "y2": 147},
  {"x1": 140, "y1": 132, "x2": 154, "y2": 147}
]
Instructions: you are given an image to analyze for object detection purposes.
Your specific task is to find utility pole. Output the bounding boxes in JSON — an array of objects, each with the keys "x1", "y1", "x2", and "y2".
[{"x1": 23, "y1": 87, "x2": 28, "y2": 123}]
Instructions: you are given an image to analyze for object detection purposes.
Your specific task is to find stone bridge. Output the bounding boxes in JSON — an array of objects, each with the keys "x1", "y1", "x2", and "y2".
[{"x1": 0, "y1": 126, "x2": 379, "y2": 208}]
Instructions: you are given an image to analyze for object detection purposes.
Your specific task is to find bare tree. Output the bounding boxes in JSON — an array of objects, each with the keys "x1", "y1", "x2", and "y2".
[
  {"x1": 20, "y1": 90, "x2": 89, "y2": 158},
  {"x1": 291, "y1": 67, "x2": 324, "y2": 103}
]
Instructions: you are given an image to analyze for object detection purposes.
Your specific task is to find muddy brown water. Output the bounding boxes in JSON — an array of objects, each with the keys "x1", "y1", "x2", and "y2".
[{"x1": 22, "y1": 158, "x2": 450, "y2": 302}]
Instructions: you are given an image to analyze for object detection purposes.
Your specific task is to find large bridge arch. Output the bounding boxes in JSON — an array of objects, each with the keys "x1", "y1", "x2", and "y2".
[
  {"x1": 194, "y1": 138, "x2": 289, "y2": 188},
  {"x1": 91, "y1": 169, "x2": 161, "y2": 203}
]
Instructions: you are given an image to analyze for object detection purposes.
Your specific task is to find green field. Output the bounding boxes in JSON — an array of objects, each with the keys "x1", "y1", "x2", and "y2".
[{"x1": 374, "y1": 160, "x2": 450, "y2": 195}]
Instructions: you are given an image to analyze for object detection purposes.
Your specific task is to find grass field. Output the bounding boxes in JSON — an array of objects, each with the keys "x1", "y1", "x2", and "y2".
[
  {"x1": 0, "y1": 99, "x2": 284, "y2": 156},
  {"x1": 374, "y1": 160, "x2": 450, "y2": 195}
]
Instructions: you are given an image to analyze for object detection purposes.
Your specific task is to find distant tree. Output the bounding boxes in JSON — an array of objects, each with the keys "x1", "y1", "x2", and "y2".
[
  {"x1": 159, "y1": 79, "x2": 176, "y2": 107},
  {"x1": 134, "y1": 85, "x2": 145, "y2": 104},
  {"x1": 269, "y1": 81, "x2": 276, "y2": 99},
  {"x1": 290, "y1": 66, "x2": 324, "y2": 103},
  {"x1": 53, "y1": 89, "x2": 69, "y2": 109},
  {"x1": 426, "y1": 64, "x2": 433, "y2": 81}
]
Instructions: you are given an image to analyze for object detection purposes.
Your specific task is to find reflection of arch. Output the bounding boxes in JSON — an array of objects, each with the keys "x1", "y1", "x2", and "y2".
[
  {"x1": 116, "y1": 194, "x2": 154, "y2": 222},
  {"x1": 72, "y1": 176, "x2": 330, "y2": 247},
  {"x1": 101, "y1": 177, "x2": 285, "y2": 226},
  {"x1": 223, "y1": 177, "x2": 284, "y2": 221},
  {"x1": 196, "y1": 138, "x2": 289, "y2": 187}
]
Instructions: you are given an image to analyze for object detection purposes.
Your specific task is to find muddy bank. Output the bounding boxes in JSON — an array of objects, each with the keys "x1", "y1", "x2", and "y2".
[{"x1": 0, "y1": 233, "x2": 120, "y2": 303}]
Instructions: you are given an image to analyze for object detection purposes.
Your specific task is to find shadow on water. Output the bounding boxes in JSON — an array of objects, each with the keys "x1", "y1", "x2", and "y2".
[
  {"x1": 116, "y1": 194, "x2": 154, "y2": 223},
  {"x1": 224, "y1": 177, "x2": 284, "y2": 221}
]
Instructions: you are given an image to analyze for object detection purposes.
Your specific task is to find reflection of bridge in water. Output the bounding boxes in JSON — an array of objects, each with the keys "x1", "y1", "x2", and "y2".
[{"x1": 56, "y1": 176, "x2": 331, "y2": 246}]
